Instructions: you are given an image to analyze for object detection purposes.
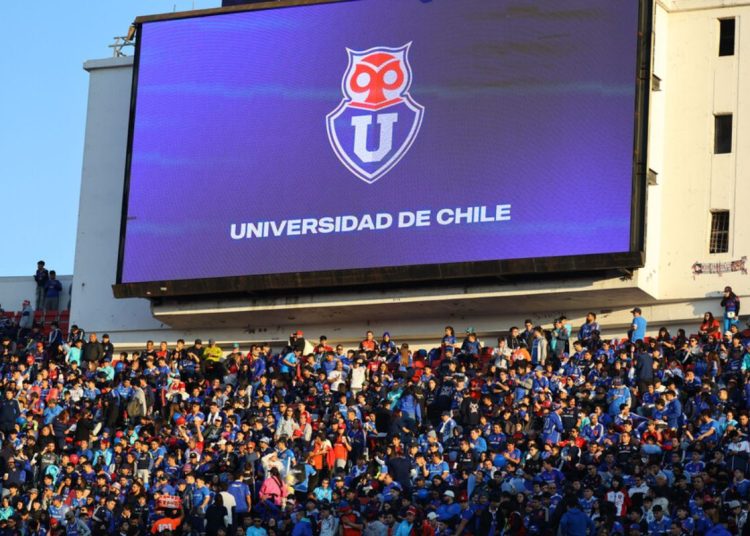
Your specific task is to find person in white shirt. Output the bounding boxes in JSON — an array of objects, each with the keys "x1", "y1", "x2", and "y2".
[
  {"x1": 350, "y1": 359, "x2": 367, "y2": 394},
  {"x1": 219, "y1": 485, "x2": 236, "y2": 529}
]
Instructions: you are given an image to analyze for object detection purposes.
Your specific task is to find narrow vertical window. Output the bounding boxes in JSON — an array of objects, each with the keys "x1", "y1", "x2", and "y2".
[
  {"x1": 714, "y1": 114, "x2": 733, "y2": 154},
  {"x1": 720, "y1": 18, "x2": 735, "y2": 56},
  {"x1": 709, "y1": 211, "x2": 730, "y2": 254}
]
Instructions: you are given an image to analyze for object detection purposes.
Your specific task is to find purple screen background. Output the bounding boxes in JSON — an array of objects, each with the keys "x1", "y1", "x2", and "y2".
[{"x1": 121, "y1": 0, "x2": 638, "y2": 284}]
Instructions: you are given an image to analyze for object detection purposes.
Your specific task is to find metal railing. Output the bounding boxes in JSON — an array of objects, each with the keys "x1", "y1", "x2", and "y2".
[{"x1": 109, "y1": 36, "x2": 135, "y2": 58}]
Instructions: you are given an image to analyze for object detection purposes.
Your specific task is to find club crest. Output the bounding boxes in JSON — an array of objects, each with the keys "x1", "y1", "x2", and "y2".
[{"x1": 326, "y1": 43, "x2": 424, "y2": 184}]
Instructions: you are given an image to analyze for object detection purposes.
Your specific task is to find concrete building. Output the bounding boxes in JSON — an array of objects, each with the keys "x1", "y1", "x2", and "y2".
[{"x1": 70, "y1": 0, "x2": 749, "y2": 350}]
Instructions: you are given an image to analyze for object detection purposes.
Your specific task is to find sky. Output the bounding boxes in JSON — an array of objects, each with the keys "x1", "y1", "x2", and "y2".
[{"x1": 0, "y1": 0, "x2": 220, "y2": 277}]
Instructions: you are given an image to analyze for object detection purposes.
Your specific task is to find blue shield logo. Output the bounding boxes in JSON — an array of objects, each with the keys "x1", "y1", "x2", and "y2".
[{"x1": 326, "y1": 43, "x2": 424, "y2": 184}]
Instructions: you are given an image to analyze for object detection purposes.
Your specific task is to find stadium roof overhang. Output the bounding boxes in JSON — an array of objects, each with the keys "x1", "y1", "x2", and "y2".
[{"x1": 151, "y1": 276, "x2": 656, "y2": 331}]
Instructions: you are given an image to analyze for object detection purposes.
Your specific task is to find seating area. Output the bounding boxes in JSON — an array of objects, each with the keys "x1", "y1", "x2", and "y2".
[{"x1": 1, "y1": 309, "x2": 70, "y2": 337}]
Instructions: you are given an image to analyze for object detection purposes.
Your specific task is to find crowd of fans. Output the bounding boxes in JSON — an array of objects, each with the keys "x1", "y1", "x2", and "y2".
[{"x1": 0, "y1": 281, "x2": 747, "y2": 536}]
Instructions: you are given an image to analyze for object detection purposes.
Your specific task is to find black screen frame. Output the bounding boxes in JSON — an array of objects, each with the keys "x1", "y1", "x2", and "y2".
[{"x1": 114, "y1": 0, "x2": 651, "y2": 299}]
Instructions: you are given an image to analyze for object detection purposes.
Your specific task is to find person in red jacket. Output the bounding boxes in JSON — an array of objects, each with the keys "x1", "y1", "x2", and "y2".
[
  {"x1": 699, "y1": 312, "x2": 722, "y2": 342},
  {"x1": 605, "y1": 478, "x2": 631, "y2": 518},
  {"x1": 360, "y1": 331, "x2": 377, "y2": 353}
]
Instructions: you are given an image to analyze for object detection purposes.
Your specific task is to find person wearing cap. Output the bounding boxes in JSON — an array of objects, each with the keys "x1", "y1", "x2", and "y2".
[
  {"x1": 606, "y1": 377, "x2": 632, "y2": 417},
  {"x1": 542, "y1": 403, "x2": 564, "y2": 445},
  {"x1": 18, "y1": 299, "x2": 34, "y2": 338},
  {"x1": 628, "y1": 307, "x2": 647, "y2": 343},
  {"x1": 286, "y1": 330, "x2": 305, "y2": 355},
  {"x1": 721, "y1": 286, "x2": 742, "y2": 333},
  {"x1": 65, "y1": 509, "x2": 92, "y2": 536},
  {"x1": 339, "y1": 503, "x2": 363, "y2": 536},
  {"x1": 392, "y1": 507, "x2": 419, "y2": 536},
  {"x1": 435, "y1": 491, "x2": 460, "y2": 525}
]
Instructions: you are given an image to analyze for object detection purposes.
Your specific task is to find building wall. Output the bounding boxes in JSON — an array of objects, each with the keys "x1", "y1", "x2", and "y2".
[
  {"x1": 0, "y1": 275, "x2": 73, "y2": 313},
  {"x1": 70, "y1": 1, "x2": 750, "y2": 350},
  {"x1": 650, "y1": 0, "x2": 750, "y2": 301},
  {"x1": 71, "y1": 58, "x2": 165, "y2": 336}
]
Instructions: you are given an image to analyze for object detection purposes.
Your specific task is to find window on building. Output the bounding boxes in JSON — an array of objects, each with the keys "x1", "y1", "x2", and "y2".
[
  {"x1": 714, "y1": 114, "x2": 733, "y2": 154},
  {"x1": 720, "y1": 18, "x2": 736, "y2": 56},
  {"x1": 709, "y1": 210, "x2": 730, "y2": 254}
]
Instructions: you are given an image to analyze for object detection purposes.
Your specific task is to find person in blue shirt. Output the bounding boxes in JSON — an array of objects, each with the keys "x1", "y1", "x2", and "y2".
[
  {"x1": 228, "y1": 476, "x2": 253, "y2": 525},
  {"x1": 290, "y1": 510, "x2": 314, "y2": 536},
  {"x1": 426, "y1": 452, "x2": 450, "y2": 480},
  {"x1": 43, "y1": 399, "x2": 63, "y2": 425},
  {"x1": 486, "y1": 423, "x2": 506, "y2": 452},
  {"x1": 542, "y1": 404, "x2": 564, "y2": 444},
  {"x1": 578, "y1": 313, "x2": 599, "y2": 344},
  {"x1": 436, "y1": 491, "x2": 461, "y2": 524},
  {"x1": 532, "y1": 366, "x2": 550, "y2": 393},
  {"x1": 559, "y1": 497, "x2": 595, "y2": 536},
  {"x1": 630, "y1": 308, "x2": 647, "y2": 343},
  {"x1": 280, "y1": 348, "x2": 301, "y2": 377},
  {"x1": 461, "y1": 329, "x2": 480, "y2": 356},
  {"x1": 684, "y1": 451, "x2": 706, "y2": 477},
  {"x1": 694, "y1": 410, "x2": 720, "y2": 444},
  {"x1": 647, "y1": 504, "x2": 671, "y2": 535},
  {"x1": 441, "y1": 326, "x2": 457, "y2": 357},
  {"x1": 607, "y1": 379, "x2": 632, "y2": 416},
  {"x1": 663, "y1": 390, "x2": 683, "y2": 430},
  {"x1": 582, "y1": 413, "x2": 605, "y2": 444},
  {"x1": 43, "y1": 271, "x2": 63, "y2": 312},
  {"x1": 380, "y1": 332, "x2": 397, "y2": 355},
  {"x1": 398, "y1": 388, "x2": 422, "y2": 426},
  {"x1": 537, "y1": 459, "x2": 565, "y2": 487},
  {"x1": 469, "y1": 428, "x2": 487, "y2": 454},
  {"x1": 312, "y1": 478, "x2": 333, "y2": 502},
  {"x1": 393, "y1": 508, "x2": 418, "y2": 536}
]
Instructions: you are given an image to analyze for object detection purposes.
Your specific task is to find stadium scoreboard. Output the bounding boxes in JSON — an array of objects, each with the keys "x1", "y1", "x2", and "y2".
[{"x1": 115, "y1": 0, "x2": 650, "y2": 298}]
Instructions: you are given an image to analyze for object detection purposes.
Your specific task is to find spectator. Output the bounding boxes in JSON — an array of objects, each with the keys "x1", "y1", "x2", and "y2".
[
  {"x1": 560, "y1": 496, "x2": 595, "y2": 535},
  {"x1": 82, "y1": 332, "x2": 103, "y2": 370},
  {"x1": 43, "y1": 270, "x2": 62, "y2": 312},
  {"x1": 0, "y1": 305, "x2": 749, "y2": 535},
  {"x1": 700, "y1": 312, "x2": 722, "y2": 342},
  {"x1": 721, "y1": 286, "x2": 741, "y2": 333},
  {"x1": 0, "y1": 389, "x2": 20, "y2": 435},
  {"x1": 18, "y1": 299, "x2": 33, "y2": 338},
  {"x1": 634, "y1": 342, "x2": 655, "y2": 393},
  {"x1": 259, "y1": 467, "x2": 288, "y2": 507},
  {"x1": 206, "y1": 494, "x2": 228, "y2": 536},
  {"x1": 578, "y1": 312, "x2": 599, "y2": 344},
  {"x1": 629, "y1": 307, "x2": 647, "y2": 343},
  {"x1": 33, "y1": 260, "x2": 48, "y2": 311}
]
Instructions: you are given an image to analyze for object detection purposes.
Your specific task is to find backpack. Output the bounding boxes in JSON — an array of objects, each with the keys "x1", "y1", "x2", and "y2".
[{"x1": 127, "y1": 397, "x2": 143, "y2": 418}]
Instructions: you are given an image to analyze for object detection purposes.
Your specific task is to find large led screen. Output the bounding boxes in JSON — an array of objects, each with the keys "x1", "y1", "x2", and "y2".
[{"x1": 119, "y1": 0, "x2": 645, "y2": 290}]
